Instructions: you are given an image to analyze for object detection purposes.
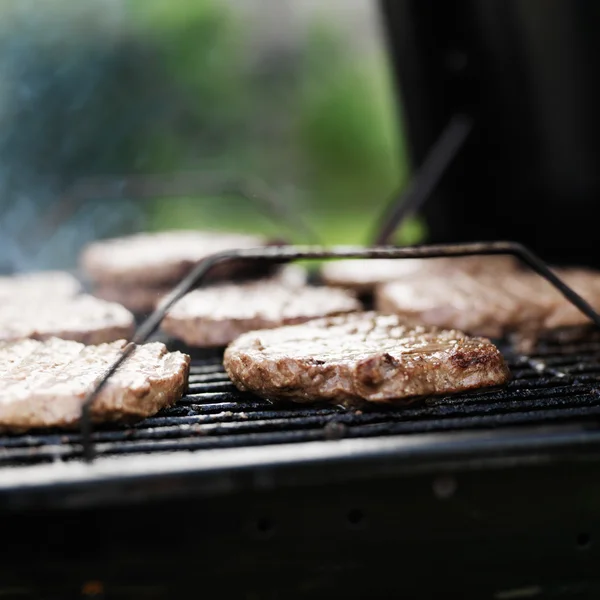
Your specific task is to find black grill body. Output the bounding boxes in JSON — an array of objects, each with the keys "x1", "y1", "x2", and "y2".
[
  {"x1": 5, "y1": 457, "x2": 600, "y2": 599},
  {"x1": 380, "y1": 0, "x2": 600, "y2": 269},
  {"x1": 3, "y1": 340, "x2": 600, "y2": 598}
]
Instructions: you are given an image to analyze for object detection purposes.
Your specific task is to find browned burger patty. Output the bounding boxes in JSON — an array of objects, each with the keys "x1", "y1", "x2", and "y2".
[
  {"x1": 0, "y1": 338, "x2": 190, "y2": 431},
  {"x1": 0, "y1": 271, "x2": 81, "y2": 300},
  {"x1": 0, "y1": 295, "x2": 135, "y2": 344},
  {"x1": 162, "y1": 281, "x2": 361, "y2": 347},
  {"x1": 92, "y1": 264, "x2": 308, "y2": 314},
  {"x1": 320, "y1": 255, "x2": 519, "y2": 294},
  {"x1": 80, "y1": 230, "x2": 271, "y2": 287},
  {"x1": 224, "y1": 312, "x2": 510, "y2": 406},
  {"x1": 376, "y1": 267, "x2": 600, "y2": 345},
  {"x1": 92, "y1": 283, "x2": 177, "y2": 315}
]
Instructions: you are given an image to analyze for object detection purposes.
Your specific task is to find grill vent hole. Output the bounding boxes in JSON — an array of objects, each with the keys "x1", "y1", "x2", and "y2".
[
  {"x1": 256, "y1": 517, "x2": 274, "y2": 536},
  {"x1": 347, "y1": 508, "x2": 365, "y2": 527},
  {"x1": 576, "y1": 533, "x2": 592, "y2": 549}
]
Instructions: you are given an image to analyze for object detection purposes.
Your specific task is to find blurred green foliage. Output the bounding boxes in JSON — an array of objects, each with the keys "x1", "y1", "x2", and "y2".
[
  {"x1": 135, "y1": 0, "x2": 415, "y2": 245},
  {"x1": 126, "y1": 0, "x2": 249, "y2": 172},
  {"x1": 0, "y1": 0, "x2": 419, "y2": 250},
  {"x1": 296, "y1": 24, "x2": 405, "y2": 210},
  {"x1": 294, "y1": 22, "x2": 418, "y2": 244}
]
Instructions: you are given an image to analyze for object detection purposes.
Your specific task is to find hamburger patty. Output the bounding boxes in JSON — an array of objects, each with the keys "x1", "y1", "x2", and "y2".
[
  {"x1": 224, "y1": 312, "x2": 510, "y2": 406},
  {"x1": 91, "y1": 282, "x2": 175, "y2": 315},
  {"x1": 0, "y1": 271, "x2": 81, "y2": 300},
  {"x1": 92, "y1": 264, "x2": 308, "y2": 314},
  {"x1": 80, "y1": 230, "x2": 271, "y2": 287},
  {"x1": 0, "y1": 295, "x2": 135, "y2": 344},
  {"x1": 162, "y1": 281, "x2": 361, "y2": 347},
  {"x1": 0, "y1": 338, "x2": 190, "y2": 430},
  {"x1": 320, "y1": 255, "x2": 519, "y2": 294},
  {"x1": 376, "y1": 267, "x2": 600, "y2": 343}
]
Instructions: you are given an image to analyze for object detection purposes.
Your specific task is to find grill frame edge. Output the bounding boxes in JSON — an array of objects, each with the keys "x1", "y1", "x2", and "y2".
[{"x1": 3, "y1": 419, "x2": 600, "y2": 510}]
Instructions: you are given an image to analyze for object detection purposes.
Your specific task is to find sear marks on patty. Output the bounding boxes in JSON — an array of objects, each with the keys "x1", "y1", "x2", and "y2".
[
  {"x1": 223, "y1": 312, "x2": 510, "y2": 406},
  {"x1": 0, "y1": 295, "x2": 135, "y2": 345},
  {"x1": 376, "y1": 267, "x2": 600, "y2": 346},
  {"x1": 0, "y1": 338, "x2": 190, "y2": 431},
  {"x1": 320, "y1": 255, "x2": 519, "y2": 294},
  {"x1": 80, "y1": 230, "x2": 272, "y2": 287},
  {"x1": 162, "y1": 281, "x2": 361, "y2": 348}
]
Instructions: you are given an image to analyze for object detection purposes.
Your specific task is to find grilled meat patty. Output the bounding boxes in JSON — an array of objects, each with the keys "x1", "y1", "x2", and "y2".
[
  {"x1": 80, "y1": 230, "x2": 272, "y2": 287},
  {"x1": 91, "y1": 282, "x2": 174, "y2": 315},
  {"x1": 224, "y1": 312, "x2": 510, "y2": 406},
  {"x1": 0, "y1": 271, "x2": 81, "y2": 300},
  {"x1": 92, "y1": 264, "x2": 308, "y2": 315},
  {"x1": 320, "y1": 255, "x2": 519, "y2": 294},
  {"x1": 162, "y1": 281, "x2": 361, "y2": 347},
  {"x1": 0, "y1": 295, "x2": 135, "y2": 344},
  {"x1": 376, "y1": 267, "x2": 600, "y2": 346},
  {"x1": 0, "y1": 338, "x2": 190, "y2": 431}
]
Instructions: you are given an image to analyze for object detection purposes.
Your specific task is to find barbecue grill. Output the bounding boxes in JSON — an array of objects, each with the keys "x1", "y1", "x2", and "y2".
[
  {"x1": 2, "y1": 244, "x2": 600, "y2": 599},
  {"x1": 2, "y1": 343, "x2": 600, "y2": 598},
  {"x1": 6, "y1": 332, "x2": 600, "y2": 473},
  {"x1": 5, "y1": 2, "x2": 600, "y2": 599}
]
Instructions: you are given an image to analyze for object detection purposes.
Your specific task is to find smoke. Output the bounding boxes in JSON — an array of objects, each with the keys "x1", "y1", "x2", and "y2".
[{"x1": 0, "y1": 0, "x2": 163, "y2": 272}]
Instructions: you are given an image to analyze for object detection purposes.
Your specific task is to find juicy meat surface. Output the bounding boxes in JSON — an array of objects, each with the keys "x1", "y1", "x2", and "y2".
[
  {"x1": 162, "y1": 281, "x2": 361, "y2": 347},
  {"x1": 92, "y1": 264, "x2": 308, "y2": 314},
  {"x1": 0, "y1": 295, "x2": 135, "y2": 344},
  {"x1": 376, "y1": 267, "x2": 600, "y2": 343},
  {"x1": 0, "y1": 338, "x2": 190, "y2": 430},
  {"x1": 320, "y1": 255, "x2": 519, "y2": 293},
  {"x1": 0, "y1": 271, "x2": 81, "y2": 300},
  {"x1": 224, "y1": 312, "x2": 510, "y2": 405},
  {"x1": 80, "y1": 230, "x2": 270, "y2": 286}
]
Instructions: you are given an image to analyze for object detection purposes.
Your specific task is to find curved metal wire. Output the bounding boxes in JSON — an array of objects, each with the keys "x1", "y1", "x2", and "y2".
[
  {"x1": 80, "y1": 240, "x2": 600, "y2": 461},
  {"x1": 371, "y1": 113, "x2": 473, "y2": 245},
  {"x1": 63, "y1": 173, "x2": 322, "y2": 245}
]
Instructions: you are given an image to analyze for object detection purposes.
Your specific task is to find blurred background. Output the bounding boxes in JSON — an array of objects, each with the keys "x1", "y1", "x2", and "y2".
[{"x1": 0, "y1": 0, "x2": 420, "y2": 273}]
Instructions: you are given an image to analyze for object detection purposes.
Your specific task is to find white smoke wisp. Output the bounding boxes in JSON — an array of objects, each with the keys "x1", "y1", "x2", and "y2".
[{"x1": 0, "y1": 0, "x2": 156, "y2": 273}]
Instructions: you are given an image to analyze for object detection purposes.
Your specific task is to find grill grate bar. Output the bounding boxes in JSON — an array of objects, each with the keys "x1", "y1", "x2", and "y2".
[
  {"x1": 177, "y1": 392, "x2": 256, "y2": 404},
  {"x1": 4, "y1": 403, "x2": 600, "y2": 467},
  {"x1": 2, "y1": 391, "x2": 600, "y2": 458},
  {"x1": 187, "y1": 381, "x2": 237, "y2": 393},
  {"x1": 2, "y1": 385, "x2": 596, "y2": 450},
  {"x1": 189, "y1": 364, "x2": 224, "y2": 374},
  {"x1": 138, "y1": 407, "x2": 341, "y2": 428},
  {"x1": 188, "y1": 373, "x2": 232, "y2": 384}
]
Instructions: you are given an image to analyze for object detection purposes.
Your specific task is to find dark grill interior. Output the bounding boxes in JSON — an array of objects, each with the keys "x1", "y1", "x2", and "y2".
[{"x1": 2, "y1": 338, "x2": 600, "y2": 468}]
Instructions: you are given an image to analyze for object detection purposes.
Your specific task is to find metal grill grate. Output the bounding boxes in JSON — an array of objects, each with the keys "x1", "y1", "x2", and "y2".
[{"x1": 2, "y1": 339, "x2": 600, "y2": 467}]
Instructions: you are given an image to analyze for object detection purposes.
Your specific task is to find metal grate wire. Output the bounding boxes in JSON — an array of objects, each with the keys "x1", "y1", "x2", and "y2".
[{"x1": 1, "y1": 339, "x2": 600, "y2": 467}]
